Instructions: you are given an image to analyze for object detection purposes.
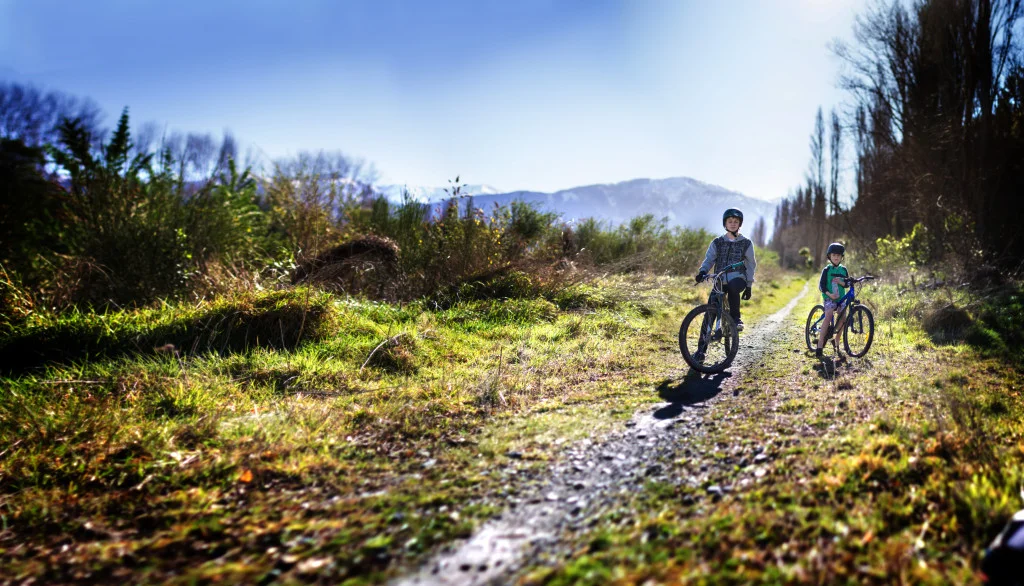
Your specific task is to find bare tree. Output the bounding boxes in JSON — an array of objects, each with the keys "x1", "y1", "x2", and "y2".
[
  {"x1": 263, "y1": 150, "x2": 378, "y2": 259},
  {"x1": 829, "y1": 108, "x2": 842, "y2": 218},
  {"x1": 0, "y1": 82, "x2": 102, "y2": 146},
  {"x1": 810, "y1": 108, "x2": 827, "y2": 264},
  {"x1": 751, "y1": 216, "x2": 766, "y2": 248},
  {"x1": 831, "y1": 0, "x2": 1024, "y2": 259}
]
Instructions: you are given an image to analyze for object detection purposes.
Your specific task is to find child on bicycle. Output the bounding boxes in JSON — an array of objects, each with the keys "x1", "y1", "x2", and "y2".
[
  {"x1": 695, "y1": 208, "x2": 757, "y2": 332},
  {"x1": 816, "y1": 242, "x2": 849, "y2": 358}
]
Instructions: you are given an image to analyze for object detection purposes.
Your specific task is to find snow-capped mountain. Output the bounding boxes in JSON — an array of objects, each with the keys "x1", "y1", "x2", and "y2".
[
  {"x1": 376, "y1": 183, "x2": 504, "y2": 203},
  {"x1": 378, "y1": 177, "x2": 777, "y2": 238}
]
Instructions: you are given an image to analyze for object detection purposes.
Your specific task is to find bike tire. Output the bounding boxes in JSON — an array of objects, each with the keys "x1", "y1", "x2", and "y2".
[
  {"x1": 843, "y1": 304, "x2": 875, "y2": 357},
  {"x1": 805, "y1": 304, "x2": 826, "y2": 352},
  {"x1": 679, "y1": 304, "x2": 739, "y2": 374}
]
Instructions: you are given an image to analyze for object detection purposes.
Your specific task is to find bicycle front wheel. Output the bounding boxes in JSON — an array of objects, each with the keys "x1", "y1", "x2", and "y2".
[
  {"x1": 679, "y1": 304, "x2": 739, "y2": 374},
  {"x1": 805, "y1": 304, "x2": 826, "y2": 352},
  {"x1": 843, "y1": 304, "x2": 874, "y2": 357}
]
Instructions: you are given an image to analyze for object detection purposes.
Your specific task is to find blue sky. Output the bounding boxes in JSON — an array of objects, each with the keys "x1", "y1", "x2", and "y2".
[{"x1": 1, "y1": 0, "x2": 860, "y2": 200}]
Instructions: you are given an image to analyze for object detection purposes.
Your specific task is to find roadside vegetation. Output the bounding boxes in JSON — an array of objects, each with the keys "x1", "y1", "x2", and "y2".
[{"x1": 1, "y1": 257, "x2": 804, "y2": 583}]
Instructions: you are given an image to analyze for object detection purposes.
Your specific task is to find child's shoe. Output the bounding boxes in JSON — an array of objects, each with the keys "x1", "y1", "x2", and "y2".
[{"x1": 735, "y1": 319, "x2": 744, "y2": 332}]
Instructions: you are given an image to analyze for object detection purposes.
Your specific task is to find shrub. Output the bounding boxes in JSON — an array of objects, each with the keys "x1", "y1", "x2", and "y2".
[
  {"x1": 922, "y1": 302, "x2": 975, "y2": 344},
  {"x1": 48, "y1": 111, "x2": 194, "y2": 307},
  {"x1": 870, "y1": 223, "x2": 930, "y2": 284}
]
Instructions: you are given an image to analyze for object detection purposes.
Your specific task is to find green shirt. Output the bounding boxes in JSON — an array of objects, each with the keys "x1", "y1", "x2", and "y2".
[{"x1": 819, "y1": 264, "x2": 849, "y2": 303}]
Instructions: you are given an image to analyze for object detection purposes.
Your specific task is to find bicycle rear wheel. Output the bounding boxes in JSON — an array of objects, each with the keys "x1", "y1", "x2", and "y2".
[
  {"x1": 679, "y1": 304, "x2": 739, "y2": 374},
  {"x1": 805, "y1": 304, "x2": 826, "y2": 352},
  {"x1": 843, "y1": 304, "x2": 874, "y2": 357}
]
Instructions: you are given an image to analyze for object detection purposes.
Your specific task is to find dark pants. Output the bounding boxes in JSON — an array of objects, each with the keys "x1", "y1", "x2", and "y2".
[
  {"x1": 696, "y1": 277, "x2": 747, "y2": 355},
  {"x1": 708, "y1": 277, "x2": 746, "y2": 324}
]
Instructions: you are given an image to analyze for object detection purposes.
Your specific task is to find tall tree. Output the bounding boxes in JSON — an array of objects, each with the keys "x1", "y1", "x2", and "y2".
[
  {"x1": 810, "y1": 108, "x2": 827, "y2": 264},
  {"x1": 833, "y1": 0, "x2": 1024, "y2": 261},
  {"x1": 751, "y1": 216, "x2": 766, "y2": 248},
  {"x1": 829, "y1": 108, "x2": 842, "y2": 218}
]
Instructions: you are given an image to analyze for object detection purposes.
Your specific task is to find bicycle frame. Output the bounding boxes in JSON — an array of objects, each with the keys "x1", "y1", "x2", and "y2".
[
  {"x1": 812, "y1": 277, "x2": 866, "y2": 334},
  {"x1": 701, "y1": 261, "x2": 744, "y2": 335}
]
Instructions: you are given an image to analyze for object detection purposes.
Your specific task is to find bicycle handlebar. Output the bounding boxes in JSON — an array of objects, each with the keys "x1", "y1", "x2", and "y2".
[
  {"x1": 698, "y1": 261, "x2": 746, "y2": 284},
  {"x1": 842, "y1": 275, "x2": 875, "y2": 286}
]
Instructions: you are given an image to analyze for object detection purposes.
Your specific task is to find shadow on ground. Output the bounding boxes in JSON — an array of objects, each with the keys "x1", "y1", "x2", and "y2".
[{"x1": 653, "y1": 369, "x2": 731, "y2": 418}]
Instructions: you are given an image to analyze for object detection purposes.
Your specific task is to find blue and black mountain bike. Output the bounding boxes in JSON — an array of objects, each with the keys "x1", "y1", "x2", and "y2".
[
  {"x1": 679, "y1": 261, "x2": 745, "y2": 374},
  {"x1": 804, "y1": 275, "x2": 876, "y2": 357}
]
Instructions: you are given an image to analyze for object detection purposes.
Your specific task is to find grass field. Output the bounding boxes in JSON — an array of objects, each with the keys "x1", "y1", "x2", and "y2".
[{"x1": 3, "y1": 272, "x2": 1020, "y2": 584}]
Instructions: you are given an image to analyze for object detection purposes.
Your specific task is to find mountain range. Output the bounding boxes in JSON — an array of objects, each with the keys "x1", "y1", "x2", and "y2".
[{"x1": 377, "y1": 177, "x2": 778, "y2": 238}]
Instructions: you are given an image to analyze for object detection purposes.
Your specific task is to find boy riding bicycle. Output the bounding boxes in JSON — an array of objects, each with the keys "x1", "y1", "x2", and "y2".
[
  {"x1": 695, "y1": 208, "x2": 757, "y2": 332},
  {"x1": 816, "y1": 242, "x2": 849, "y2": 358}
]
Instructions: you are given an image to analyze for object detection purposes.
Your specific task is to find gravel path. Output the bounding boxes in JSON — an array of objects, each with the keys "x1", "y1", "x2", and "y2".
[{"x1": 392, "y1": 283, "x2": 809, "y2": 585}]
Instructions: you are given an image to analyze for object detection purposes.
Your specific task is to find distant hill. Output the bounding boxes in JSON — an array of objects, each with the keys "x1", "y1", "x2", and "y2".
[{"x1": 379, "y1": 177, "x2": 777, "y2": 238}]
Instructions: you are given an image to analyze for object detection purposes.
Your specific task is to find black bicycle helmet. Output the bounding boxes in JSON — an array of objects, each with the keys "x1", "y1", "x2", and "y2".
[
  {"x1": 722, "y1": 208, "x2": 743, "y2": 227},
  {"x1": 826, "y1": 242, "x2": 845, "y2": 256}
]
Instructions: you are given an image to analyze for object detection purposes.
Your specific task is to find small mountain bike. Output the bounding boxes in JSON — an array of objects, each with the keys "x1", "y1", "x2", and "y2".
[
  {"x1": 804, "y1": 275, "x2": 876, "y2": 358},
  {"x1": 679, "y1": 261, "x2": 745, "y2": 374}
]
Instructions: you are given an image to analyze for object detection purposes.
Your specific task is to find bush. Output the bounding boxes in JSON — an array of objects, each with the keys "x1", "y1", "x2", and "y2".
[
  {"x1": 569, "y1": 216, "x2": 710, "y2": 274},
  {"x1": 47, "y1": 112, "x2": 194, "y2": 307},
  {"x1": 870, "y1": 223, "x2": 930, "y2": 284},
  {"x1": 922, "y1": 302, "x2": 975, "y2": 344}
]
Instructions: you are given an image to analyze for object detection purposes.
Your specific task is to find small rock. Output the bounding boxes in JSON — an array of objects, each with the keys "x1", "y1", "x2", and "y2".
[
  {"x1": 573, "y1": 481, "x2": 587, "y2": 490},
  {"x1": 644, "y1": 464, "x2": 663, "y2": 477},
  {"x1": 506, "y1": 450, "x2": 523, "y2": 460},
  {"x1": 625, "y1": 421, "x2": 637, "y2": 428},
  {"x1": 296, "y1": 557, "x2": 331, "y2": 575},
  {"x1": 754, "y1": 453, "x2": 770, "y2": 463},
  {"x1": 546, "y1": 492, "x2": 560, "y2": 501},
  {"x1": 459, "y1": 563, "x2": 472, "y2": 572}
]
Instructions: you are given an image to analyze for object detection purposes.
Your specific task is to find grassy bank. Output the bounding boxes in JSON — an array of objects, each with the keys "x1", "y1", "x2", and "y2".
[{"x1": 0, "y1": 271, "x2": 805, "y2": 584}]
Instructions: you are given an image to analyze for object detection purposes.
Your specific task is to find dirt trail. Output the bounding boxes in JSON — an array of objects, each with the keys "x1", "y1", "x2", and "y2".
[{"x1": 392, "y1": 283, "x2": 810, "y2": 586}]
